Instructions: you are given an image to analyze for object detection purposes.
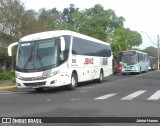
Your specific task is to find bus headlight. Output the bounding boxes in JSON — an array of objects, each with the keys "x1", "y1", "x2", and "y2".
[
  {"x1": 45, "y1": 70, "x2": 59, "y2": 78},
  {"x1": 16, "y1": 75, "x2": 23, "y2": 79},
  {"x1": 132, "y1": 67, "x2": 135, "y2": 69}
]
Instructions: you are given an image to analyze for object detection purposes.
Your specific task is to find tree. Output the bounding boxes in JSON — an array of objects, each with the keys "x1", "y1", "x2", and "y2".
[
  {"x1": 0, "y1": 0, "x2": 25, "y2": 70},
  {"x1": 143, "y1": 46, "x2": 158, "y2": 61},
  {"x1": 60, "y1": 4, "x2": 79, "y2": 30},
  {"x1": 0, "y1": 32, "x2": 13, "y2": 58},
  {"x1": 0, "y1": 0, "x2": 25, "y2": 41},
  {"x1": 37, "y1": 7, "x2": 63, "y2": 31},
  {"x1": 125, "y1": 28, "x2": 142, "y2": 49}
]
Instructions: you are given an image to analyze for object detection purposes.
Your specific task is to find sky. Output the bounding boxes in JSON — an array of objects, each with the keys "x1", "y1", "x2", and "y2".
[{"x1": 22, "y1": 0, "x2": 160, "y2": 49}]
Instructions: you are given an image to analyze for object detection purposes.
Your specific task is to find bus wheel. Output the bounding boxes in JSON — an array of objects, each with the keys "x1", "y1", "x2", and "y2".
[
  {"x1": 138, "y1": 67, "x2": 141, "y2": 74},
  {"x1": 67, "y1": 73, "x2": 77, "y2": 90},
  {"x1": 122, "y1": 73, "x2": 126, "y2": 75},
  {"x1": 97, "y1": 70, "x2": 103, "y2": 83},
  {"x1": 35, "y1": 88, "x2": 43, "y2": 92},
  {"x1": 145, "y1": 67, "x2": 148, "y2": 73}
]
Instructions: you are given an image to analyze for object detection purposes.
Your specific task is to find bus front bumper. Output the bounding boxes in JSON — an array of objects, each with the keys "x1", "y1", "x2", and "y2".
[
  {"x1": 122, "y1": 67, "x2": 139, "y2": 73},
  {"x1": 15, "y1": 75, "x2": 61, "y2": 89}
]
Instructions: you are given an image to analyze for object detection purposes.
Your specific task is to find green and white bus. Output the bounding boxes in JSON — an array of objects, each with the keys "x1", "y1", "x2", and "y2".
[{"x1": 119, "y1": 50, "x2": 149, "y2": 75}]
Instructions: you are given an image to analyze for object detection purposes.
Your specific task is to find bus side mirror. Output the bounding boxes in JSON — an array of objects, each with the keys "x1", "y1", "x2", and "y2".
[
  {"x1": 8, "y1": 42, "x2": 18, "y2": 56},
  {"x1": 60, "y1": 37, "x2": 65, "y2": 52}
]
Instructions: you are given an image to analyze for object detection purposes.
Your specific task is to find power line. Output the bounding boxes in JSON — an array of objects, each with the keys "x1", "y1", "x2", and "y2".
[{"x1": 141, "y1": 31, "x2": 157, "y2": 46}]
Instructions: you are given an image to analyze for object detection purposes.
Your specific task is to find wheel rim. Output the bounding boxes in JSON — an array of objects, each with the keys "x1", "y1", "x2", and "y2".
[
  {"x1": 71, "y1": 76, "x2": 76, "y2": 87},
  {"x1": 100, "y1": 72, "x2": 103, "y2": 81}
]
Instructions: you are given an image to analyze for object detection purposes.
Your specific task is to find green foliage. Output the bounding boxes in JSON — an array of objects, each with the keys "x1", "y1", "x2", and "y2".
[
  {"x1": 11, "y1": 77, "x2": 16, "y2": 83},
  {"x1": 143, "y1": 46, "x2": 158, "y2": 60},
  {"x1": 0, "y1": 71, "x2": 15, "y2": 80}
]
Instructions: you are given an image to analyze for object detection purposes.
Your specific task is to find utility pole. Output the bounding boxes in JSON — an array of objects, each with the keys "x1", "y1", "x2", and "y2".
[{"x1": 158, "y1": 34, "x2": 159, "y2": 70}]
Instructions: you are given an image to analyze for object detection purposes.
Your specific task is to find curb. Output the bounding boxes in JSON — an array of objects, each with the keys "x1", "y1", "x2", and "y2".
[{"x1": 0, "y1": 85, "x2": 17, "y2": 90}]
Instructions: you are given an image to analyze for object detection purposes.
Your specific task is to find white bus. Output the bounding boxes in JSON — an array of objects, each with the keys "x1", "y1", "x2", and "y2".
[
  {"x1": 119, "y1": 50, "x2": 148, "y2": 75},
  {"x1": 8, "y1": 30, "x2": 113, "y2": 91}
]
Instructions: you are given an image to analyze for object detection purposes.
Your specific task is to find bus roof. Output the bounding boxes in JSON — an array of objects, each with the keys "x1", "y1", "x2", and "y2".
[
  {"x1": 120, "y1": 50, "x2": 147, "y2": 55},
  {"x1": 20, "y1": 30, "x2": 110, "y2": 46},
  {"x1": 149, "y1": 56, "x2": 155, "y2": 59}
]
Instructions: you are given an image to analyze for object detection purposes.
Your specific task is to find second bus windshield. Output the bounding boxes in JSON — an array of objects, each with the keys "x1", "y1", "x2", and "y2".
[{"x1": 120, "y1": 52, "x2": 137, "y2": 65}]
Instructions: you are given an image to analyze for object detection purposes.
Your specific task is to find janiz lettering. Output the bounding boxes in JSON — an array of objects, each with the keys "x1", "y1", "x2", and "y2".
[{"x1": 84, "y1": 58, "x2": 94, "y2": 65}]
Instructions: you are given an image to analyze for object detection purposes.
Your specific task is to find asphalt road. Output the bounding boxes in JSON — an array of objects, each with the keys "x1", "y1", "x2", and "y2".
[{"x1": 0, "y1": 71, "x2": 160, "y2": 126}]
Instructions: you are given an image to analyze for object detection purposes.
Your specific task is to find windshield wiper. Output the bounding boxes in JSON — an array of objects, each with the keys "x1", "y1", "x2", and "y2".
[
  {"x1": 37, "y1": 54, "x2": 45, "y2": 70},
  {"x1": 36, "y1": 46, "x2": 45, "y2": 70},
  {"x1": 23, "y1": 51, "x2": 33, "y2": 70}
]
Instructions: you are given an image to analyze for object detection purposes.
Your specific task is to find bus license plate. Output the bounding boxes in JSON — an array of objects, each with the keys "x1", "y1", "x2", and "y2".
[{"x1": 32, "y1": 85, "x2": 40, "y2": 88}]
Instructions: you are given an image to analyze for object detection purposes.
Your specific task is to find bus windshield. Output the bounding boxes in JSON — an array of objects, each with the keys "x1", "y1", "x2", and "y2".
[
  {"x1": 16, "y1": 38, "x2": 60, "y2": 72},
  {"x1": 120, "y1": 52, "x2": 137, "y2": 65}
]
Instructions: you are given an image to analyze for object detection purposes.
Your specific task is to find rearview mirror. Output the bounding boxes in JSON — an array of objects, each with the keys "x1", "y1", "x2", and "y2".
[
  {"x1": 60, "y1": 37, "x2": 65, "y2": 52},
  {"x1": 8, "y1": 42, "x2": 18, "y2": 56}
]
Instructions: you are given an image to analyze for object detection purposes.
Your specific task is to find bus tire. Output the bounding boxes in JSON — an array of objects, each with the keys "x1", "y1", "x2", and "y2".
[
  {"x1": 122, "y1": 73, "x2": 126, "y2": 75},
  {"x1": 35, "y1": 88, "x2": 43, "y2": 92},
  {"x1": 97, "y1": 70, "x2": 103, "y2": 83},
  {"x1": 139, "y1": 67, "x2": 141, "y2": 74},
  {"x1": 145, "y1": 67, "x2": 148, "y2": 73},
  {"x1": 67, "y1": 73, "x2": 77, "y2": 90}
]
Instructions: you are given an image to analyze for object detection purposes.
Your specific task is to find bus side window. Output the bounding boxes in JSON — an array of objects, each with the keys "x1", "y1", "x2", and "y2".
[{"x1": 138, "y1": 54, "x2": 140, "y2": 63}]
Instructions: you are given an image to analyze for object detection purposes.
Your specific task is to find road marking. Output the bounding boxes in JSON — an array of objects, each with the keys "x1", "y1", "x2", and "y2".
[
  {"x1": 46, "y1": 99, "x2": 51, "y2": 102},
  {"x1": 121, "y1": 90, "x2": 146, "y2": 100},
  {"x1": 71, "y1": 98, "x2": 81, "y2": 101},
  {"x1": 0, "y1": 90, "x2": 31, "y2": 94},
  {"x1": 0, "y1": 91, "x2": 10, "y2": 93},
  {"x1": 147, "y1": 90, "x2": 160, "y2": 100},
  {"x1": 94, "y1": 93, "x2": 118, "y2": 100},
  {"x1": 78, "y1": 87, "x2": 94, "y2": 89},
  {"x1": 0, "y1": 91, "x2": 13, "y2": 94}
]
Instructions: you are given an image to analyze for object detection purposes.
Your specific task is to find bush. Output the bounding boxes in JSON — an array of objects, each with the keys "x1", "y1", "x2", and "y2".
[
  {"x1": 0, "y1": 71, "x2": 15, "y2": 80},
  {"x1": 11, "y1": 77, "x2": 16, "y2": 83}
]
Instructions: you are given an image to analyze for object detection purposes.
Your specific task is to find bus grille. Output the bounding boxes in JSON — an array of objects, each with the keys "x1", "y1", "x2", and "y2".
[
  {"x1": 20, "y1": 77, "x2": 46, "y2": 81},
  {"x1": 23, "y1": 82, "x2": 46, "y2": 86}
]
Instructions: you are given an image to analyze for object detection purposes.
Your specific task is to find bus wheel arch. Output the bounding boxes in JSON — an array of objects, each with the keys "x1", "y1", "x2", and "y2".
[
  {"x1": 67, "y1": 70, "x2": 78, "y2": 90},
  {"x1": 145, "y1": 66, "x2": 148, "y2": 73}
]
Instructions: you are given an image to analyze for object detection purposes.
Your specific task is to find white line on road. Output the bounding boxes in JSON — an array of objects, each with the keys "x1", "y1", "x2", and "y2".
[
  {"x1": 0, "y1": 92, "x2": 14, "y2": 94},
  {"x1": 121, "y1": 90, "x2": 147, "y2": 100},
  {"x1": 71, "y1": 98, "x2": 81, "y2": 101},
  {"x1": 0, "y1": 91, "x2": 10, "y2": 93},
  {"x1": 147, "y1": 90, "x2": 160, "y2": 100},
  {"x1": 78, "y1": 87, "x2": 94, "y2": 89},
  {"x1": 94, "y1": 93, "x2": 118, "y2": 100},
  {"x1": 0, "y1": 90, "x2": 31, "y2": 94}
]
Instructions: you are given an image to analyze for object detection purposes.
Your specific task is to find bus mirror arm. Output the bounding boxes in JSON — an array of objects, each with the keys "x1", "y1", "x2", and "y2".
[
  {"x1": 60, "y1": 37, "x2": 65, "y2": 52},
  {"x1": 8, "y1": 42, "x2": 18, "y2": 56}
]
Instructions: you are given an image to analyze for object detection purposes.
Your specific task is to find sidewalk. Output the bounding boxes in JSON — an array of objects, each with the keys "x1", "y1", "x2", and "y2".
[{"x1": 0, "y1": 80, "x2": 16, "y2": 90}]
